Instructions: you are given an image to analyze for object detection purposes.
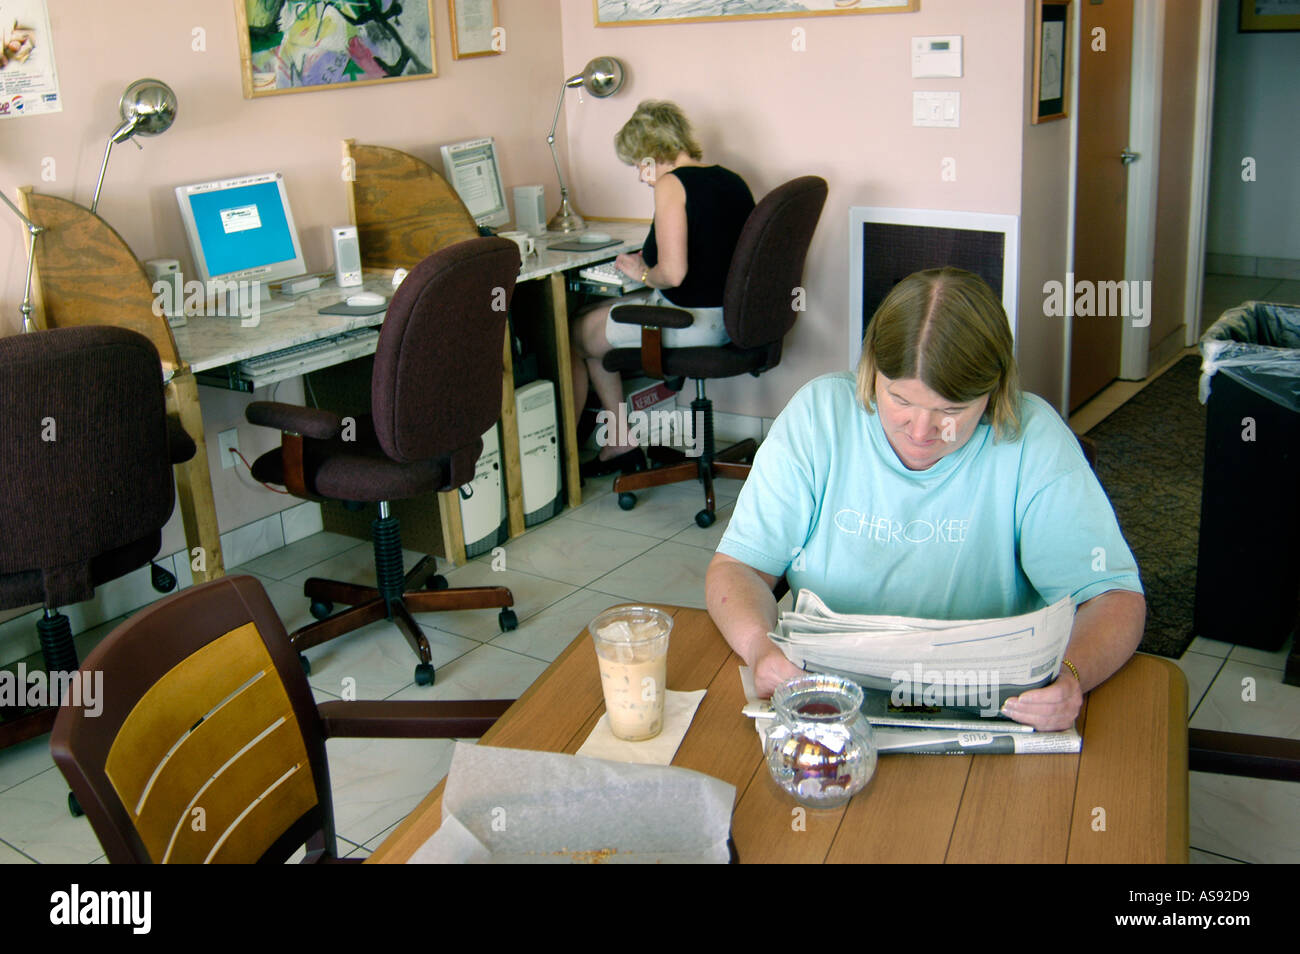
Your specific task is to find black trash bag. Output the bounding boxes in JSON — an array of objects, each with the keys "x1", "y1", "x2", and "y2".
[{"x1": 1199, "y1": 301, "x2": 1300, "y2": 412}]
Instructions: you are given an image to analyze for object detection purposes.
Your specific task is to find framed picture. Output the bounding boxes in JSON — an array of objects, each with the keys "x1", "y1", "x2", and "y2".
[
  {"x1": 1032, "y1": 0, "x2": 1070, "y2": 124},
  {"x1": 235, "y1": 0, "x2": 437, "y2": 98},
  {"x1": 450, "y1": 0, "x2": 501, "y2": 58},
  {"x1": 1240, "y1": 0, "x2": 1300, "y2": 32},
  {"x1": 594, "y1": 0, "x2": 917, "y2": 28}
]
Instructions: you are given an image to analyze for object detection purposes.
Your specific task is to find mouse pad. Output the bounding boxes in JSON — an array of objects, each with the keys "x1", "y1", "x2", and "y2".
[
  {"x1": 546, "y1": 239, "x2": 620, "y2": 252},
  {"x1": 318, "y1": 301, "x2": 387, "y2": 316}
]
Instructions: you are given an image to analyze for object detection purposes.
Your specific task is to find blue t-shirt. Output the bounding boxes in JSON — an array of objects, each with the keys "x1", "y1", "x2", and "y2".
[{"x1": 717, "y1": 373, "x2": 1142, "y2": 619}]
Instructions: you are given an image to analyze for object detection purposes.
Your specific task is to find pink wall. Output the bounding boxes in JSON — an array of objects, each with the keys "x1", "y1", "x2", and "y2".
[
  {"x1": 559, "y1": 0, "x2": 1029, "y2": 417},
  {"x1": 0, "y1": 0, "x2": 567, "y2": 546}
]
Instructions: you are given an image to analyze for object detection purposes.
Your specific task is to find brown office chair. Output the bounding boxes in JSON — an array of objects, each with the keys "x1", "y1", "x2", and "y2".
[
  {"x1": 246, "y1": 237, "x2": 521, "y2": 686},
  {"x1": 603, "y1": 176, "x2": 828, "y2": 527},
  {"x1": 50, "y1": 574, "x2": 512, "y2": 863},
  {"x1": 0, "y1": 325, "x2": 195, "y2": 754}
]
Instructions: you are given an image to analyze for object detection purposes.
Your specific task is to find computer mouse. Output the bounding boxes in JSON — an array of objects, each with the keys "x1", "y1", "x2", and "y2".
[
  {"x1": 580, "y1": 231, "x2": 612, "y2": 243},
  {"x1": 346, "y1": 291, "x2": 387, "y2": 307}
]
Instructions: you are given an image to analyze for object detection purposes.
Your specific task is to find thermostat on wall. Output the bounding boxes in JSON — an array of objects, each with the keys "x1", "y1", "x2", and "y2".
[{"x1": 912, "y1": 35, "x2": 963, "y2": 78}]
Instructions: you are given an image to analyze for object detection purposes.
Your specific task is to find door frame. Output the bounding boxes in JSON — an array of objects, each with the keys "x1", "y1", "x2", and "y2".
[{"x1": 1059, "y1": 0, "x2": 1219, "y2": 413}]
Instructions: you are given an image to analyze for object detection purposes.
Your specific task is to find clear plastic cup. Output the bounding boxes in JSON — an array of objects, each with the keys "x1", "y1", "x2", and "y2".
[{"x1": 589, "y1": 606, "x2": 673, "y2": 741}]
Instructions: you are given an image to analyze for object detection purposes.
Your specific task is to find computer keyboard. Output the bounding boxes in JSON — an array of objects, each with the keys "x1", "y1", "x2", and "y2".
[
  {"x1": 236, "y1": 327, "x2": 380, "y2": 387},
  {"x1": 578, "y1": 262, "x2": 641, "y2": 286}
]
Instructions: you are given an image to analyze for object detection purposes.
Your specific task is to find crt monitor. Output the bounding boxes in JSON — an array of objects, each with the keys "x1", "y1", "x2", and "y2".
[
  {"x1": 174, "y1": 172, "x2": 307, "y2": 313},
  {"x1": 440, "y1": 136, "x2": 509, "y2": 230}
]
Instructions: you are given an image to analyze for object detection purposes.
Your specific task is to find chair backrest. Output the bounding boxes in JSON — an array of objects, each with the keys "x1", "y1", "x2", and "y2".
[
  {"x1": 722, "y1": 176, "x2": 828, "y2": 350},
  {"x1": 51, "y1": 575, "x2": 336, "y2": 864},
  {"x1": 371, "y1": 236, "x2": 520, "y2": 469},
  {"x1": 0, "y1": 325, "x2": 174, "y2": 609}
]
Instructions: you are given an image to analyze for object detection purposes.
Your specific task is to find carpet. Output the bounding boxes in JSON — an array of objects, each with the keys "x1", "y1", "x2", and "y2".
[{"x1": 1085, "y1": 355, "x2": 1204, "y2": 658}]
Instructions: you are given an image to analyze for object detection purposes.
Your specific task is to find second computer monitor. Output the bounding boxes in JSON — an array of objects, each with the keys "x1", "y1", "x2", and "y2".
[{"x1": 441, "y1": 136, "x2": 510, "y2": 230}]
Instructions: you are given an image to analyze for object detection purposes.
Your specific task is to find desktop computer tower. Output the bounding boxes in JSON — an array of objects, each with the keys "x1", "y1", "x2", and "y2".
[
  {"x1": 515, "y1": 379, "x2": 561, "y2": 526},
  {"x1": 460, "y1": 424, "x2": 508, "y2": 559}
]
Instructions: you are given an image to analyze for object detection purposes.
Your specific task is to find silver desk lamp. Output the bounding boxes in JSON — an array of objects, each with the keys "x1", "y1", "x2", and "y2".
[
  {"x1": 546, "y1": 56, "x2": 626, "y2": 233},
  {"x1": 90, "y1": 78, "x2": 178, "y2": 215}
]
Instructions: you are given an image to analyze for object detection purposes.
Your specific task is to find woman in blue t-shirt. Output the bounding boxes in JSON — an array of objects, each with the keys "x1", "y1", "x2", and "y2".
[
  {"x1": 570, "y1": 100, "x2": 754, "y2": 478},
  {"x1": 706, "y1": 267, "x2": 1146, "y2": 731}
]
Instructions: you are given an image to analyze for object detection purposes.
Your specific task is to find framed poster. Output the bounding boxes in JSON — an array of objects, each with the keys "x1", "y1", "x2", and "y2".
[
  {"x1": 0, "y1": 0, "x2": 62, "y2": 119},
  {"x1": 450, "y1": 0, "x2": 501, "y2": 58},
  {"x1": 1240, "y1": 0, "x2": 1300, "y2": 32},
  {"x1": 235, "y1": 0, "x2": 437, "y2": 98},
  {"x1": 595, "y1": 0, "x2": 917, "y2": 28},
  {"x1": 1032, "y1": 0, "x2": 1070, "y2": 124}
]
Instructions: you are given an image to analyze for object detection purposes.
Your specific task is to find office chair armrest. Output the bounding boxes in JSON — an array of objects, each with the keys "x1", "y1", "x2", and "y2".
[
  {"x1": 1188, "y1": 729, "x2": 1300, "y2": 783},
  {"x1": 165, "y1": 416, "x2": 197, "y2": 464},
  {"x1": 316, "y1": 699, "x2": 515, "y2": 740},
  {"x1": 246, "y1": 402, "x2": 343, "y2": 440},
  {"x1": 609, "y1": 305, "x2": 694, "y2": 329}
]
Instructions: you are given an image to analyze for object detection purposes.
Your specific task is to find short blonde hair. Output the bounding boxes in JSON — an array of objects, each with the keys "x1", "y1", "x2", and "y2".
[
  {"x1": 856, "y1": 267, "x2": 1022, "y2": 441},
  {"x1": 614, "y1": 100, "x2": 704, "y2": 166}
]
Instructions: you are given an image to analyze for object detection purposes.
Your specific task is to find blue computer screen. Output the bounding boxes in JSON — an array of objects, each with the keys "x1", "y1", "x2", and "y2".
[{"x1": 187, "y1": 181, "x2": 296, "y2": 278}]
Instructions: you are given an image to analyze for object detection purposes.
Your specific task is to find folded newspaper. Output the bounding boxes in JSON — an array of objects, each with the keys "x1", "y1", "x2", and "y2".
[{"x1": 764, "y1": 590, "x2": 1078, "y2": 748}]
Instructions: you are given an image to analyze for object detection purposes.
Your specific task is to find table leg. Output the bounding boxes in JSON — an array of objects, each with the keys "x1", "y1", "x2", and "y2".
[
  {"x1": 165, "y1": 370, "x2": 225, "y2": 582},
  {"x1": 499, "y1": 329, "x2": 525, "y2": 538},
  {"x1": 544, "y1": 272, "x2": 582, "y2": 509}
]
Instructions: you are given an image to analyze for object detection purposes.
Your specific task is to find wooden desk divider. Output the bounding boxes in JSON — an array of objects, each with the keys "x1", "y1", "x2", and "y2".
[
  {"x1": 338, "y1": 140, "x2": 525, "y2": 563},
  {"x1": 16, "y1": 187, "x2": 225, "y2": 583}
]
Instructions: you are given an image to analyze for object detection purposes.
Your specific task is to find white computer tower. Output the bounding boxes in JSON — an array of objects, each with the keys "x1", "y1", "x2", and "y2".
[
  {"x1": 459, "y1": 424, "x2": 507, "y2": 558},
  {"x1": 515, "y1": 379, "x2": 561, "y2": 526}
]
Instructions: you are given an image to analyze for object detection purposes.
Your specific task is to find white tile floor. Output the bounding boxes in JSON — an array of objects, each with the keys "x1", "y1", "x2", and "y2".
[{"x1": 1, "y1": 322, "x2": 1296, "y2": 862}]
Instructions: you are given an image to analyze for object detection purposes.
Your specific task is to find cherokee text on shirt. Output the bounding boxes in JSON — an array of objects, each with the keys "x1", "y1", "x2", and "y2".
[{"x1": 833, "y1": 509, "x2": 970, "y2": 544}]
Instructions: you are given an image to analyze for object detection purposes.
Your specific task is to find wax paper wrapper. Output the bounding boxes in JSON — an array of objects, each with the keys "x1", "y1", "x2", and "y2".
[{"x1": 408, "y1": 742, "x2": 735, "y2": 863}]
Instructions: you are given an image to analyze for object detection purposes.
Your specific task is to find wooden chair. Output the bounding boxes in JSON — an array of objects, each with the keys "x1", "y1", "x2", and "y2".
[{"x1": 51, "y1": 574, "x2": 513, "y2": 863}]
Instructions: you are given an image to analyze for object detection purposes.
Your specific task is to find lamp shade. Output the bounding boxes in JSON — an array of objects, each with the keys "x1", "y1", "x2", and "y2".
[
  {"x1": 579, "y1": 57, "x2": 625, "y2": 98},
  {"x1": 114, "y1": 78, "x2": 178, "y2": 142}
]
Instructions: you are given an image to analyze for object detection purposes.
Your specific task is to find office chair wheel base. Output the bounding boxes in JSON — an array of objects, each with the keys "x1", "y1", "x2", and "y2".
[
  {"x1": 425, "y1": 574, "x2": 449, "y2": 591},
  {"x1": 695, "y1": 509, "x2": 716, "y2": 529},
  {"x1": 414, "y1": 663, "x2": 435, "y2": 687},
  {"x1": 310, "y1": 599, "x2": 334, "y2": 621},
  {"x1": 68, "y1": 791, "x2": 83, "y2": 818},
  {"x1": 299, "y1": 654, "x2": 312, "y2": 677},
  {"x1": 498, "y1": 608, "x2": 518, "y2": 632},
  {"x1": 618, "y1": 492, "x2": 637, "y2": 511}
]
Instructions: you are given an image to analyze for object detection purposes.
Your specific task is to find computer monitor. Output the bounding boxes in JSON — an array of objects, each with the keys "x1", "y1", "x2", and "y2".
[
  {"x1": 440, "y1": 137, "x2": 510, "y2": 230},
  {"x1": 174, "y1": 172, "x2": 308, "y2": 315}
]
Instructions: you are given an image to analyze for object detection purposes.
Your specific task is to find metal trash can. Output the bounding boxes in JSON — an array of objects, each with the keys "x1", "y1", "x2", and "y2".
[{"x1": 1194, "y1": 301, "x2": 1300, "y2": 651}]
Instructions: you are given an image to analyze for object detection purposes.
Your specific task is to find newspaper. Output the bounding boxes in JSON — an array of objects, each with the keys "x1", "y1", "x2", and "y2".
[{"x1": 770, "y1": 590, "x2": 1076, "y2": 718}]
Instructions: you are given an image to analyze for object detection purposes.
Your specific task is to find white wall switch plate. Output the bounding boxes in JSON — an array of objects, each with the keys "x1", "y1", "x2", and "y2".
[
  {"x1": 219, "y1": 428, "x2": 240, "y2": 470},
  {"x1": 912, "y1": 91, "x2": 960, "y2": 128}
]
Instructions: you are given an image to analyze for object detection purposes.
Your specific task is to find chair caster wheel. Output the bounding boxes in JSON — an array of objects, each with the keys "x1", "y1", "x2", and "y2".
[
  {"x1": 426, "y1": 574, "x2": 448, "y2": 591},
  {"x1": 695, "y1": 509, "x2": 716, "y2": 528},
  {"x1": 310, "y1": 599, "x2": 333, "y2": 621},
  {"x1": 299, "y1": 654, "x2": 312, "y2": 676},
  {"x1": 414, "y1": 663, "x2": 435, "y2": 686},
  {"x1": 499, "y1": 608, "x2": 518, "y2": 632},
  {"x1": 618, "y1": 492, "x2": 637, "y2": 511},
  {"x1": 68, "y1": 791, "x2": 83, "y2": 818}
]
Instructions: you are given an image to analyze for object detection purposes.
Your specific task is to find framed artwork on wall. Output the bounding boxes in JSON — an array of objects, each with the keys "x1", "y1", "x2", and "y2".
[
  {"x1": 1240, "y1": 1, "x2": 1300, "y2": 32},
  {"x1": 235, "y1": 0, "x2": 437, "y2": 98},
  {"x1": 594, "y1": 0, "x2": 917, "y2": 28},
  {"x1": 450, "y1": 0, "x2": 502, "y2": 58},
  {"x1": 1032, "y1": 0, "x2": 1070, "y2": 124}
]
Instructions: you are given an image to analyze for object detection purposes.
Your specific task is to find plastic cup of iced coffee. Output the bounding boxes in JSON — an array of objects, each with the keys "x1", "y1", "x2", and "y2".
[{"x1": 590, "y1": 606, "x2": 673, "y2": 741}]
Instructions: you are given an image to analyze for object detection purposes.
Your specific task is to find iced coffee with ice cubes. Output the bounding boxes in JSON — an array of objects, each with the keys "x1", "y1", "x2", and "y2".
[{"x1": 589, "y1": 606, "x2": 673, "y2": 741}]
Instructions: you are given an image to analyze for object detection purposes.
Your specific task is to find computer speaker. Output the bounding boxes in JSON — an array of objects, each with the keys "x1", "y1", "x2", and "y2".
[
  {"x1": 513, "y1": 185, "x2": 546, "y2": 236},
  {"x1": 332, "y1": 226, "x2": 362, "y2": 287}
]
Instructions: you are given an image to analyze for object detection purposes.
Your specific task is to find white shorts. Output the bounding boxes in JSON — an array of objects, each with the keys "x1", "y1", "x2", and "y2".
[{"x1": 606, "y1": 289, "x2": 729, "y2": 349}]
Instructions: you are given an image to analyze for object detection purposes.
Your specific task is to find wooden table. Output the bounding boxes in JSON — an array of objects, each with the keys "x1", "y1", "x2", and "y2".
[{"x1": 369, "y1": 607, "x2": 1189, "y2": 863}]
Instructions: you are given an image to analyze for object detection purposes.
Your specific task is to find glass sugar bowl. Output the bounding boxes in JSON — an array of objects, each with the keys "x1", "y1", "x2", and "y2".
[{"x1": 764, "y1": 673, "x2": 877, "y2": 809}]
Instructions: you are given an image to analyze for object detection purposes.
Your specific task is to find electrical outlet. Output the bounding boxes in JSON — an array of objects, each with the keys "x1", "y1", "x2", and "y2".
[{"x1": 218, "y1": 428, "x2": 240, "y2": 470}]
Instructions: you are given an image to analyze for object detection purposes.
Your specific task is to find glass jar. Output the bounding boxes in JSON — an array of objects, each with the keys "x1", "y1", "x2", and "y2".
[{"x1": 763, "y1": 673, "x2": 877, "y2": 809}]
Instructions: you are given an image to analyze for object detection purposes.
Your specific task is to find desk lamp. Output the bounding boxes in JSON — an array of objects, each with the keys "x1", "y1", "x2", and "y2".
[
  {"x1": 90, "y1": 78, "x2": 178, "y2": 215},
  {"x1": 546, "y1": 56, "x2": 626, "y2": 233},
  {"x1": 0, "y1": 187, "x2": 45, "y2": 333}
]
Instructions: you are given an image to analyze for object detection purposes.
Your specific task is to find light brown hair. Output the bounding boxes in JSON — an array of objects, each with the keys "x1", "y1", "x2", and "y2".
[
  {"x1": 856, "y1": 267, "x2": 1022, "y2": 441},
  {"x1": 614, "y1": 100, "x2": 704, "y2": 166}
]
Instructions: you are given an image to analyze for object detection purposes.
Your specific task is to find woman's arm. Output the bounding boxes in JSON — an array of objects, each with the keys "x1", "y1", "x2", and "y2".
[
  {"x1": 1001, "y1": 588, "x2": 1146, "y2": 731},
  {"x1": 617, "y1": 172, "x2": 689, "y2": 288},
  {"x1": 706, "y1": 552, "x2": 803, "y2": 697}
]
